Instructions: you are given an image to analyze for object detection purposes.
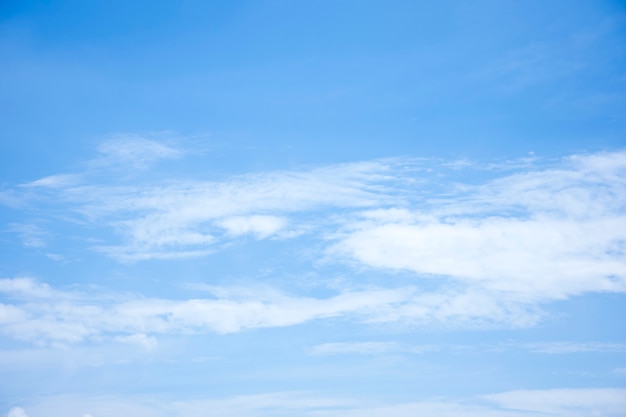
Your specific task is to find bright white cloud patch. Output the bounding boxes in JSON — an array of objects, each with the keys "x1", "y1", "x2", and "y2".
[
  {"x1": 331, "y1": 151, "x2": 626, "y2": 302},
  {"x1": 218, "y1": 215, "x2": 287, "y2": 238}
]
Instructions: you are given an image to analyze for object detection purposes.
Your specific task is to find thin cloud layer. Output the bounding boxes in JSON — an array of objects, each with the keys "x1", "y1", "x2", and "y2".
[
  {"x1": 310, "y1": 340, "x2": 626, "y2": 356},
  {"x1": 6, "y1": 388, "x2": 626, "y2": 417},
  {"x1": 0, "y1": 277, "x2": 411, "y2": 346},
  {"x1": 94, "y1": 134, "x2": 183, "y2": 169},
  {"x1": 0, "y1": 277, "x2": 549, "y2": 347}
]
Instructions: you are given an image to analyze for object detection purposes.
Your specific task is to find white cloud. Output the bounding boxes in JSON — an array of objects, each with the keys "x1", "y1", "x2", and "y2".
[
  {"x1": 330, "y1": 151, "x2": 626, "y2": 303},
  {"x1": 0, "y1": 276, "x2": 553, "y2": 347},
  {"x1": 95, "y1": 134, "x2": 182, "y2": 168},
  {"x1": 7, "y1": 224, "x2": 48, "y2": 248},
  {"x1": 483, "y1": 388, "x2": 626, "y2": 417},
  {"x1": 114, "y1": 333, "x2": 159, "y2": 350},
  {"x1": 310, "y1": 339, "x2": 626, "y2": 356},
  {"x1": 25, "y1": 155, "x2": 395, "y2": 261},
  {"x1": 21, "y1": 174, "x2": 81, "y2": 188},
  {"x1": 218, "y1": 215, "x2": 287, "y2": 238},
  {"x1": 8, "y1": 389, "x2": 626, "y2": 417},
  {"x1": 6, "y1": 407, "x2": 28, "y2": 417},
  {"x1": 332, "y1": 217, "x2": 626, "y2": 300},
  {"x1": 520, "y1": 341, "x2": 626, "y2": 354},
  {"x1": 5, "y1": 145, "x2": 626, "y2": 332},
  {"x1": 0, "y1": 277, "x2": 58, "y2": 299},
  {"x1": 0, "y1": 278, "x2": 413, "y2": 346},
  {"x1": 310, "y1": 342, "x2": 436, "y2": 356}
]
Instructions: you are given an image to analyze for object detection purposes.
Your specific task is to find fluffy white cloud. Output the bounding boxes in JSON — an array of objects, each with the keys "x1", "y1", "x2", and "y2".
[
  {"x1": 332, "y1": 216, "x2": 626, "y2": 299},
  {"x1": 0, "y1": 277, "x2": 59, "y2": 299},
  {"x1": 331, "y1": 151, "x2": 626, "y2": 302}
]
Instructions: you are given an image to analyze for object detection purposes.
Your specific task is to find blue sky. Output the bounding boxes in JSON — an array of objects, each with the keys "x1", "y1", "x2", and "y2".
[{"x1": 1, "y1": 1, "x2": 626, "y2": 416}]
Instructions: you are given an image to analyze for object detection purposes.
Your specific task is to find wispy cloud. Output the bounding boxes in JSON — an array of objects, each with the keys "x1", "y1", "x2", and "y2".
[
  {"x1": 7, "y1": 224, "x2": 48, "y2": 248},
  {"x1": 21, "y1": 174, "x2": 81, "y2": 189},
  {"x1": 519, "y1": 341, "x2": 626, "y2": 354},
  {"x1": 14, "y1": 143, "x2": 398, "y2": 261},
  {"x1": 3, "y1": 140, "x2": 626, "y2": 332},
  {"x1": 94, "y1": 134, "x2": 183, "y2": 169},
  {"x1": 482, "y1": 388, "x2": 626, "y2": 417},
  {"x1": 309, "y1": 340, "x2": 626, "y2": 356},
  {"x1": 0, "y1": 277, "x2": 412, "y2": 347},
  {"x1": 309, "y1": 342, "x2": 436, "y2": 356},
  {"x1": 0, "y1": 277, "x2": 549, "y2": 347},
  {"x1": 6, "y1": 388, "x2": 626, "y2": 417}
]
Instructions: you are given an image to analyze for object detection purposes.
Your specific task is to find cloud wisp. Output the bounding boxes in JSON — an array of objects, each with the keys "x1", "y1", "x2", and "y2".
[
  {"x1": 17, "y1": 139, "x2": 398, "y2": 261},
  {"x1": 309, "y1": 340, "x2": 626, "y2": 356},
  {"x1": 0, "y1": 277, "x2": 410, "y2": 347},
  {"x1": 0, "y1": 277, "x2": 551, "y2": 347},
  {"x1": 5, "y1": 388, "x2": 626, "y2": 417}
]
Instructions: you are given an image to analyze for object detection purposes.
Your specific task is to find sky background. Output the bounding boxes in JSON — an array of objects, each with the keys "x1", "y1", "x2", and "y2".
[{"x1": 1, "y1": 1, "x2": 626, "y2": 416}]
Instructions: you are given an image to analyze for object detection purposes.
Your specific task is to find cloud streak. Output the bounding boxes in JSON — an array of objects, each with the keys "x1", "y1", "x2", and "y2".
[
  {"x1": 0, "y1": 277, "x2": 550, "y2": 347},
  {"x1": 6, "y1": 388, "x2": 626, "y2": 417},
  {"x1": 0, "y1": 277, "x2": 412, "y2": 346}
]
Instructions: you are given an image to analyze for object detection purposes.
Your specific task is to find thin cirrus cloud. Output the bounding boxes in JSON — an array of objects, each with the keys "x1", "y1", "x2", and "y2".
[
  {"x1": 5, "y1": 388, "x2": 626, "y2": 417},
  {"x1": 309, "y1": 340, "x2": 626, "y2": 356},
  {"x1": 0, "y1": 276, "x2": 550, "y2": 347},
  {"x1": 93, "y1": 134, "x2": 183, "y2": 169},
  {"x1": 0, "y1": 277, "x2": 411, "y2": 347},
  {"x1": 17, "y1": 137, "x2": 396, "y2": 262},
  {"x1": 6, "y1": 223, "x2": 48, "y2": 248},
  {"x1": 309, "y1": 341, "x2": 437, "y2": 356}
]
